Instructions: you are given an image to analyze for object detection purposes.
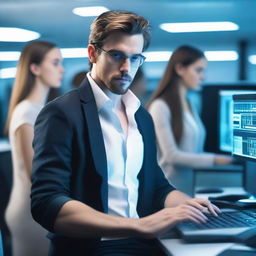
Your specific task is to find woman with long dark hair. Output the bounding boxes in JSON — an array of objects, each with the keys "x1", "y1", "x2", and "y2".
[
  {"x1": 5, "y1": 40, "x2": 64, "y2": 256},
  {"x1": 147, "y1": 45, "x2": 232, "y2": 196}
]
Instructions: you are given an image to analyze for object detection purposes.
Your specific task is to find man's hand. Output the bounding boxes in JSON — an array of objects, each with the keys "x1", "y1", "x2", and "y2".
[
  {"x1": 134, "y1": 198, "x2": 220, "y2": 238},
  {"x1": 182, "y1": 198, "x2": 221, "y2": 216}
]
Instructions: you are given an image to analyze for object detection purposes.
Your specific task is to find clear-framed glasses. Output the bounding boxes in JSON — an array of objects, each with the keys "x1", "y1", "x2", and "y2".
[{"x1": 97, "y1": 46, "x2": 146, "y2": 67}]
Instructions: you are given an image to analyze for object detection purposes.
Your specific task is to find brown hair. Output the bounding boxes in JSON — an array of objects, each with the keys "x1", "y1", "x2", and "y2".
[
  {"x1": 88, "y1": 10, "x2": 150, "y2": 68},
  {"x1": 147, "y1": 45, "x2": 205, "y2": 144},
  {"x1": 5, "y1": 40, "x2": 57, "y2": 133}
]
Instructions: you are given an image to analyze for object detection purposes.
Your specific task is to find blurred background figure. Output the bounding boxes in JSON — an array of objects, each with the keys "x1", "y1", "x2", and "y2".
[
  {"x1": 71, "y1": 70, "x2": 87, "y2": 89},
  {"x1": 4, "y1": 40, "x2": 64, "y2": 256},
  {"x1": 130, "y1": 67, "x2": 148, "y2": 103},
  {"x1": 147, "y1": 45, "x2": 232, "y2": 196}
]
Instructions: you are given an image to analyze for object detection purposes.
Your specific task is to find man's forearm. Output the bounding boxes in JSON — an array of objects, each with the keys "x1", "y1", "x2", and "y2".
[
  {"x1": 164, "y1": 190, "x2": 191, "y2": 208},
  {"x1": 54, "y1": 200, "x2": 139, "y2": 238}
]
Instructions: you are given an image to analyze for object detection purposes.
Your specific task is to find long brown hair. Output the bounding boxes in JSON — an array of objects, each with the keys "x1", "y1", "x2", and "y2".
[
  {"x1": 147, "y1": 45, "x2": 205, "y2": 144},
  {"x1": 5, "y1": 40, "x2": 57, "y2": 134}
]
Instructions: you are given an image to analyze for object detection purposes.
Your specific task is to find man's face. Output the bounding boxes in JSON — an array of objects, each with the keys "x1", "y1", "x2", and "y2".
[{"x1": 90, "y1": 32, "x2": 144, "y2": 95}]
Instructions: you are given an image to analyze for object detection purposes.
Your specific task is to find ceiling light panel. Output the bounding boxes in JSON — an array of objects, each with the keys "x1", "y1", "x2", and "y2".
[
  {"x1": 73, "y1": 6, "x2": 109, "y2": 17},
  {"x1": 0, "y1": 51, "x2": 21, "y2": 61},
  {"x1": 60, "y1": 48, "x2": 88, "y2": 58},
  {"x1": 0, "y1": 28, "x2": 40, "y2": 42},
  {"x1": 205, "y1": 51, "x2": 238, "y2": 61},
  {"x1": 249, "y1": 55, "x2": 256, "y2": 64},
  {"x1": 0, "y1": 67, "x2": 17, "y2": 79},
  {"x1": 160, "y1": 22, "x2": 239, "y2": 33}
]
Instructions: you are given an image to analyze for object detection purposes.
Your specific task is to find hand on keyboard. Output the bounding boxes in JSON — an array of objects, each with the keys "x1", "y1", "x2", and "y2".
[
  {"x1": 135, "y1": 198, "x2": 221, "y2": 238},
  {"x1": 183, "y1": 198, "x2": 221, "y2": 217}
]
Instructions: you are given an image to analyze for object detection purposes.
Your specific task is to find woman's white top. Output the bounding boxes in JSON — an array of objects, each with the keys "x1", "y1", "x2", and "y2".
[
  {"x1": 148, "y1": 98, "x2": 215, "y2": 195},
  {"x1": 5, "y1": 100, "x2": 49, "y2": 256}
]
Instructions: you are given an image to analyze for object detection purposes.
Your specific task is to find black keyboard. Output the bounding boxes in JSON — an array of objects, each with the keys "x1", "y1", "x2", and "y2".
[{"x1": 178, "y1": 210, "x2": 256, "y2": 231}]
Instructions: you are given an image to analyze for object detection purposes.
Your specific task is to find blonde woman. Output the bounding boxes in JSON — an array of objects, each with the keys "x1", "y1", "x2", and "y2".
[{"x1": 5, "y1": 40, "x2": 64, "y2": 256}]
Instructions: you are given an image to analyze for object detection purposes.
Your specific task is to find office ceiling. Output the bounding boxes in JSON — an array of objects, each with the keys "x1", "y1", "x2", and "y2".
[{"x1": 0, "y1": 0, "x2": 254, "y2": 53}]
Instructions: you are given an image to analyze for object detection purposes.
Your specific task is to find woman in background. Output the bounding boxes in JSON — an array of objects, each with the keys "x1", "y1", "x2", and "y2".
[
  {"x1": 147, "y1": 45, "x2": 232, "y2": 196},
  {"x1": 5, "y1": 40, "x2": 64, "y2": 256}
]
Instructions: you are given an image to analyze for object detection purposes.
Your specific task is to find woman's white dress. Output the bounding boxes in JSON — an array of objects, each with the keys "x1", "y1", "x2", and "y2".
[{"x1": 5, "y1": 100, "x2": 49, "y2": 256}]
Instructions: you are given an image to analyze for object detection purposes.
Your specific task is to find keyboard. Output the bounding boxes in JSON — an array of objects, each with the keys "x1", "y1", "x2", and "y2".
[{"x1": 178, "y1": 210, "x2": 256, "y2": 231}]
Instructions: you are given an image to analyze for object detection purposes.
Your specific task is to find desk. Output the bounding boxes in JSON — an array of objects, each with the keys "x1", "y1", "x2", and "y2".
[
  {"x1": 194, "y1": 164, "x2": 244, "y2": 193},
  {"x1": 159, "y1": 187, "x2": 254, "y2": 256},
  {"x1": 160, "y1": 239, "x2": 255, "y2": 256}
]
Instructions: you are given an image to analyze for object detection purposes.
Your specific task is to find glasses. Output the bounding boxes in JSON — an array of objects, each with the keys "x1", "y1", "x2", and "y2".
[{"x1": 97, "y1": 46, "x2": 146, "y2": 67}]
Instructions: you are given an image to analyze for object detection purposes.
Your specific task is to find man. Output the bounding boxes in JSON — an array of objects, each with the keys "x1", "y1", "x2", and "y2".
[{"x1": 31, "y1": 10, "x2": 219, "y2": 256}]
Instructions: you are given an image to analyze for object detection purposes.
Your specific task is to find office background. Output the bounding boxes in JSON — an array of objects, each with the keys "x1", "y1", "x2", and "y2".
[{"x1": 0, "y1": 0, "x2": 255, "y2": 185}]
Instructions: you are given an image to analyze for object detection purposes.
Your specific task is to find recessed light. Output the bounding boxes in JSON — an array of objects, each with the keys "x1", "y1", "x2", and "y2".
[
  {"x1": 73, "y1": 6, "x2": 109, "y2": 17},
  {"x1": 204, "y1": 51, "x2": 238, "y2": 61},
  {"x1": 249, "y1": 55, "x2": 256, "y2": 64},
  {"x1": 143, "y1": 50, "x2": 238, "y2": 62},
  {"x1": 144, "y1": 51, "x2": 172, "y2": 62},
  {"x1": 0, "y1": 67, "x2": 17, "y2": 79},
  {"x1": 0, "y1": 27, "x2": 40, "y2": 42},
  {"x1": 0, "y1": 51, "x2": 21, "y2": 61},
  {"x1": 60, "y1": 48, "x2": 88, "y2": 58},
  {"x1": 160, "y1": 22, "x2": 239, "y2": 33}
]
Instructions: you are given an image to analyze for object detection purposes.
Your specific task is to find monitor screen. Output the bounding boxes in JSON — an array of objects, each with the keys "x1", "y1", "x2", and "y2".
[
  {"x1": 232, "y1": 94, "x2": 256, "y2": 161},
  {"x1": 232, "y1": 94, "x2": 256, "y2": 197},
  {"x1": 219, "y1": 90, "x2": 256, "y2": 152},
  {"x1": 201, "y1": 84, "x2": 256, "y2": 154}
]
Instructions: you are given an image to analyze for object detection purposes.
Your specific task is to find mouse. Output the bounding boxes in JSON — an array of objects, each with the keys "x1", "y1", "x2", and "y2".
[
  {"x1": 235, "y1": 228, "x2": 256, "y2": 248},
  {"x1": 196, "y1": 187, "x2": 224, "y2": 194}
]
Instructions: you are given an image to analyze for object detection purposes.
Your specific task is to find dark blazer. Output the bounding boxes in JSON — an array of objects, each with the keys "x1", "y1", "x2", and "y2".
[{"x1": 31, "y1": 77, "x2": 175, "y2": 255}]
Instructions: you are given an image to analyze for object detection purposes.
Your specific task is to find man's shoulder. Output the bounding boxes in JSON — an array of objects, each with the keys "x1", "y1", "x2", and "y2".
[
  {"x1": 55, "y1": 89, "x2": 80, "y2": 104},
  {"x1": 136, "y1": 106, "x2": 154, "y2": 126},
  {"x1": 136, "y1": 105, "x2": 152, "y2": 118},
  {"x1": 46, "y1": 89, "x2": 81, "y2": 110},
  {"x1": 38, "y1": 89, "x2": 82, "y2": 122}
]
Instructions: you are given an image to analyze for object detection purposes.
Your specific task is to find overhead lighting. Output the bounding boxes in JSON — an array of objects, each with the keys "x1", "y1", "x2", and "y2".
[
  {"x1": 144, "y1": 51, "x2": 172, "y2": 62},
  {"x1": 160, "y1": 22, "x2": 239, "y2": 33},
  {"x1": 0, "y1": 27, "x2": 40, "y2": 42},
  {"x1": 0, "y1": 51, "x2": 21, "y2": 61},
  {"x1": 249, "y1": 55, "x2": 256, "y2": 64},
  {"x1": 73, "y1": 6, "x2": 109, "y2": 17},
  {"x1": 0, "y1": 48, "x2": 88, "y2": 61},
  {"x1": 204, "y1": 51, "x2": 238, "y2": 61},
  {"x1": 60, "y1": 48, "x2": 88, "y2": 58},
  {"x1": 0, "y1": 67, "x2": 17, "y2": 79},
  {"x1": 143, "y1": 50, "x2": 238, "y2": 62}
]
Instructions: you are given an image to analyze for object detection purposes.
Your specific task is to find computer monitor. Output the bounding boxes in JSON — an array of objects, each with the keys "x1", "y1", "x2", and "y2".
[
  {"x1": 201, "y1": 84, "x2": 256, "y2": 154},
  {"x1": 219, "y1": 90, "x2": 256, "y2": 152},
  {"x1": 233, "y1": 94, "x2": 256, "y2": 197}
]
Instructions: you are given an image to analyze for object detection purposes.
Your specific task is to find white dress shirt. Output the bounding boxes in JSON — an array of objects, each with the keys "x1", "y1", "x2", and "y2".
[{"x1": 87, "y1": 73, "x2": 143, "y2": 218}]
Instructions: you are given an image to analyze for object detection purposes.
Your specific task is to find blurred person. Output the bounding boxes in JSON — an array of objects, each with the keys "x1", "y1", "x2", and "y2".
[
  {"x1": 71, "y1": 70, "x2": 87, "y2": 89},
  {"x1": 129, "y1": 67, "x2": 146, "y2": 99},
  {"x1": 147, "y1": 45, "x2": 232, "y2": 196},
  {"x1": 5, "y1": 40, "x2": 64, "y2": 256},
  {"x1": 31, "y1": 12, "x2": 220, "y2": 256}
]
